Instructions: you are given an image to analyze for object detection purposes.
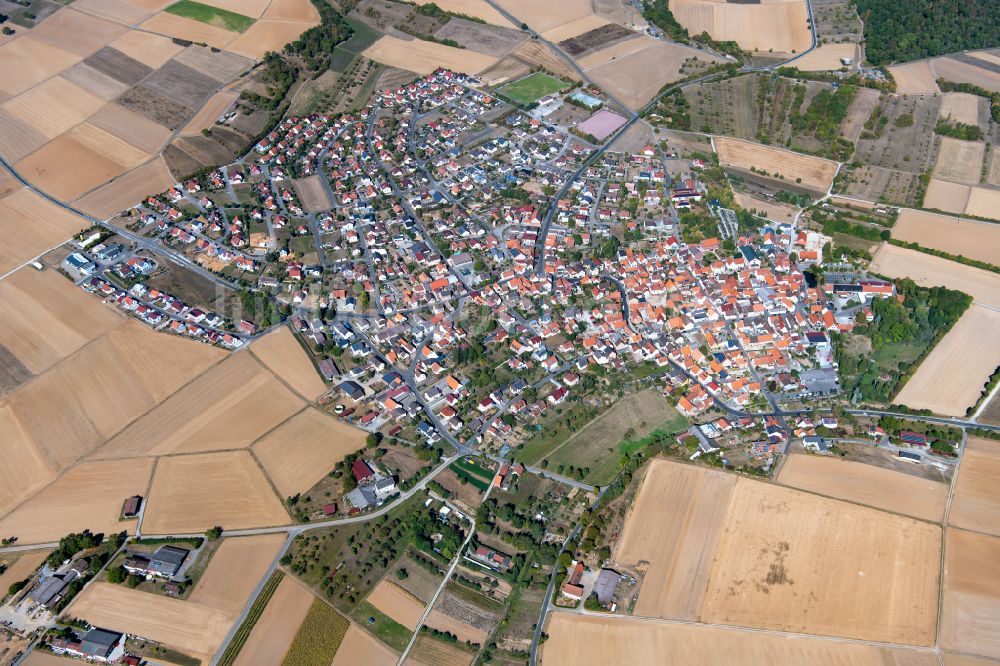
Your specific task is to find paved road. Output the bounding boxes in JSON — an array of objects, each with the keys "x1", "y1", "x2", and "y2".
[{"x1": 529, "y1": 524, "x2": 581, "y2": 666}]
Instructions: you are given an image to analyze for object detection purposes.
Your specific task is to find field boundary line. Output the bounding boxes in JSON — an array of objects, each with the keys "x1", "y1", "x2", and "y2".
[
  {"x1": 247, "y1": 446, "x2": 296, "y2": 522},
  {"x1": 935, "y1": 427, "x2": 966, "y2": 648},
  {"x1": 136, "y1": 456, "x2": 159, "y2": 537},
  {"x1": 244, "y1": 342, "x2": 318, "y2": 405}
]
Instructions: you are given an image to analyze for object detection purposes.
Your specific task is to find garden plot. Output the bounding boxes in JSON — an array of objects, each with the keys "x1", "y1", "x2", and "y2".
[{"x1": 141, "y1": 450, "x2": 291, "y2": 533}]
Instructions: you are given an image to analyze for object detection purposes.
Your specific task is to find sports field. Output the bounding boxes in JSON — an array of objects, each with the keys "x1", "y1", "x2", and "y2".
[
  {"x1": 498, "y1": 72, "x2": 567, "y2": 104},
  {"x1": 165, "y1": 0, "x2": 254, "y2": 32}
]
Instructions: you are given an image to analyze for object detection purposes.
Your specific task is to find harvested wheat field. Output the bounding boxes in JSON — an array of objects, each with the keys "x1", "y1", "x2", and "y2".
[
  {"x1": 68, "y1": 582, "x2": 232, "y2": 662},
  {"x1": 0, "y1": 549, "x2": 50, "y2": 599},
  {"x1": 89, "y1": 102, "x2": 173, "y2": 154},
  {"x1": 923, "y1": 178, "x2": 970, "y2": 214},
  {"x1": 426, "y1": 609, "x2": 489, "y2": 644},
  {"x1": 62, "y1": 62, "x2": 132, "y2": 101},
  {"x1": 227, "y1": 19, "x2": 316, "y2": 59},
  {"x1": 95, "y1": 352, "x2": 302, "y2": 458},
  {"x1": 733, "y1": 191, "x2": 797, "y2": 223},
  {"x1": 541, "y1": 613, "x2": 940, "y2": 666},
  {"x1": 233, "y1": 575, "x2": 314, "y2": 666},
  {"x1": 181, "y1": 90, "x2": 237, "y2": 136},
  {"x1": 939, "y1": 92, "x2": 982, "y2": 127},
  {"x1": 253, "y1": 408, "x2": 367, "y2": 497},
  {"x1": 0, "y1": 37, "x2": 82, "y2": 97},
  {"x1": 412, "y1": 0, "x2": 511, "y2": 27},
  {"x1": 405, "y1": 634, "x2": 472, "y2": 666},
  {"x1": 16, "y1": 135, "x2": 135, "y2": 201},
  {"x1": 0, "y1": 110, "x2": 49, "y2": 163},
  {"x1": 941, "y1": 655, "x2": 1000, "y2": 666},
  {"x1": 367, "y1": 579, "x2": 426, "y2": 630},
  {"x1": 0, "y1": 402, "x2": 53, "y2": 517},
  {"x1": 70, "y1": 122, "x2": 151, "y2": 169},
  {"x1": 71, "y1": 0, "x2": 160, "y2": 24},
  {"x1": 888, "y1": 61, "x2": 940, "y2": 95},
  {"x1": 142, "y1": 450, "x2": 289, "y2": 533},
  {"x1": 173, "y1": 44, "x2": 253, "y2": 81},
  {"x1": 715, "y1": 137, "x2": 837, "y2": 192},
  {"x1": 964, "y1": 186, "x2": 1000, "y2": 221},
  {"x1": 493, "y1": 0, "x2": 591, "y2": 32},
  {"x1": 4, "y1": 77, "x2": 105, "y2": 140},
  {"x1": 949, "y1": 437, "x2": 1000, "y2": 537},
  {"x1": 31, "y1": 8, "x2": 128, "y2": 57},
  {"x1": 249, "y1": 325, "x2": 327, "y2": 399},
  {"x1": 777, "y1": 454, "x2": 947, "y2": 521},
  {"x1": 139, "y1": 12, "x2": 239, "y2": 49},
  {"x1": 0, "y1": 188, "x2": 87, "y2": 276},
  {"x1": 615, "y1": 459, "x2": 735, "y2": 620},
  {"x1": 22, "y1": 650, "x2": 86, "y2": 666},
  {"x1": 892, "y1": 209, "x2": 1000, "y2": 265},
  {"x1": 74, "y1": 156, "x2": 176, "y2": 218},
  {"x1": 933, "y1": 57, "x2": 1000, "y2": 94},
  {"x1": 870, "y1": 243, "x2": 1000, "y2": 309},
  {"x1": 0, "y1": 458, "x2": 153, "y2": 544},
  {"x1": 291, "y1": 174, "x2": 334, "y2": 213},
  {"x1": 669, "y1": 0, "x2": 810, "y2": 53},
  {"x1": 108, "y1": 30, "x2": 184, "y2": 68},
  {"x1": 263, "y1": 0, "x2": 319, "y2": 21},
  {"x1": 199, "y1": 0, "x2": 269, "y2": 17},
  {"x1": 188, "y1": 533, "x2": 285, "y2": 614},
  {"x1": 586, "y1": 39, "x2": 720, "y2": 110},
  {"x1": 940, "y1": 529, "x2": 1000, "y2": 660},
  {"x1": 540, "y1": 15, "x2": 611, "y2": 43},
  {"x1": 934, "y1": 137, "x2": 986, "y2": 185},
  {"x1": 792, "y1": 43, "x2": 857, "y2": 72},
  {"x1": 0, "y1": 267, "x2": 123, "y2": 376},
  {"x1": 331, "y1": 624, "x2": 399, "y2": 666},
  {"x1": 700, "y1": 479, "x2": 940, "y2": 645},
  {"x1": 8, "y1": 319, "x2": 223, "y2": 469},
  {"x1": 363, "y1": 36, "x2": 497, "y2": 76}
]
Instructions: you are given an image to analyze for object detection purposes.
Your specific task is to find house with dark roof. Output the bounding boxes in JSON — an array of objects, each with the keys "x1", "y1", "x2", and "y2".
[
  {"x1": 123, "y1": 545, "x2": 189, "y2": 578},
  {"x1": 593, "y1": 568, "x2": 620, "y2": 606}
]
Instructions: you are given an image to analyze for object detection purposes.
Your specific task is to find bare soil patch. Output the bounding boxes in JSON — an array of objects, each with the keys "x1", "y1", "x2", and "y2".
[
  {"x1": 940, "y1": 529, "x2": 1000, "y2": 659},
  {"x1": 948, "y1": 437, "x2": 1000, "y2": 537},
  {"x1": 367, "y1": 579, "x2": 425, "y2": 630},
  {"x1": 0, "y1": 458, "x2": 153, "y2": 545},
  {"x1": 715, "y1": 136, "x2": 837, "y2": 192},
  {"x1": 870, "y1": 242, "x2": 1000, "y2": 309},
  {"x1": 291, "y1": 174, "x2": 334, "y2": 213},
  {"x1": 232, "y1": 574, "x2": 314, "y2": 666},
  {"x1": 96, "y1": 352, "x2": 303, "y2": 458},
  {"x1": 253, "y1": 407, "x2": 367, "y2": 497},
  {"x1": 142, "y1": 450, "x2": 290, "y2": 533},
  {"x1": 615, "y1": 459, "x2": 735, "y2": 620},
  {"x1": 700, "y1": 479, "x2": 940, "y2": 645},
  {"x1": 84, "y1": 46, "x2": 154, "y2": 85},
  {"x1": 541, "y1": 613, "x2": 940, "y2": 666},
  {"x1": 777, "y1": 453, "x2": 947, "y2": 521},
  {"x1": 434, "y1": 18, "x2": 525, "y2": 58},
  {"x1": 0, "y1": 187, "x2": 88, "y2": 276},
  {"x1": 74, "y1": 156, "x2": 176, "y2": 218}
]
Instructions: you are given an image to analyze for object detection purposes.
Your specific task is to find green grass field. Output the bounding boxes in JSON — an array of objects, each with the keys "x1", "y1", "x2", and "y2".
[
  {"x1": 165, "y1": 0, "x2": 255, "y2": 32},
  {"x1": 350, "y1": 602, "x2": 413, "y2": 652},
  {"x1": 497, "y1": 72, "x2": 567, "y2": 105}
]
